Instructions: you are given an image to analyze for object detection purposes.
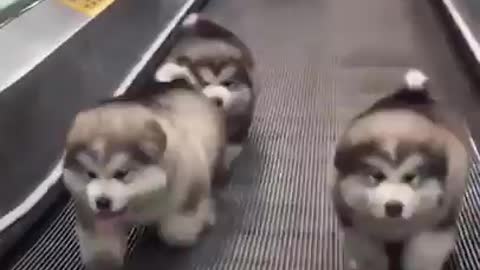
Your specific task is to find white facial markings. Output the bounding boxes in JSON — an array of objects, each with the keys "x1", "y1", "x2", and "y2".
[
  {"x1": 365, "y1": 156, "x2": 393, "y2": 175},
  {"x1": 397, "y1": 154, "x2": 423, "y2": 175},
  {"x1": 340, "y1": 153, "x2": 445, "y2": 219},
  {"x1": 217, "y1": 64, "x2": 237, "y2": 82},
  {"x1": 197, "y1": 64, "x2": 237, "y2": 88},
  {"x1": 86, "y1": 179, "x2": 130, "y2": 212},
  {"x1": 154, "y1": 62, "x2": 197, "y2": 84},
  {"x1": 85, "y1": 166, "x2": 168, "y2": 213},
  {"x1": 77, "y1": 153, "x2": 99, "y2": 175},
  {"x1": 106, "y1": 152, "x2": 129, "y2": 175},
  {"x1": 202, "y1": 85, "x2": 233, "y2": 108},
  {"x1": 368, "y1": 182, "x2": 417, "y2": 218},
  {"x1": 364, "y1": 155, "x2": 426, "y2": 218},
  {"x1": 382, "y1": 138, "x2": 398, "y2": 161},
  {"x1": 91, "y1": 139, "x2": 105, "y2": 162},
  {"x1": 199, "y1": 67, "x2": 217, "y2": 84}
]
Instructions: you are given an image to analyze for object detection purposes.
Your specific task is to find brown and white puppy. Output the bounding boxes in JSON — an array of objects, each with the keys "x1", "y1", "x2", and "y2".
[
  {"x1": 62, "y1": 81, "x2": 226, "y2": 270},
  {"x1": 155, "y1": 13, "x2": 256, "y2": 172},
  {"x1": 332, "y1": 69, "x2": 471, "y2": 270}
]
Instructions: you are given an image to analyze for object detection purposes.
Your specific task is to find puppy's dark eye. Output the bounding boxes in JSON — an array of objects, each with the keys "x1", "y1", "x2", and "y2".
[
  {"x1": 370, "y1": 171, "x2": 386, "y2": 183},
  {"x1": 87, "y1": 171, "x2": 97, "y2": 179},
  {"x1": 403, "y1": 173, "x2": 416, "y2": 183},
  {"x1": 113, "y1": 170, "x2": 129, "y2": 180},
  {"x1": 222, "y1": 80, "x2": 235, "y2": 87}
]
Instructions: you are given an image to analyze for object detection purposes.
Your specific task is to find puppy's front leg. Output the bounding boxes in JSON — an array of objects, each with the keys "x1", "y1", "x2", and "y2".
[
  {"x1": 224, "y1": 143, "x2": 243, "y2": 170},
  {"x1": 343, "y1": 228, "x2": 388, "y2": 270},
  {"x1": 403, "y1": 229, "x2": 456, "y2": 270},
  {"x1": 158, "y1": 172, "x2": 215, "y2": 247},
  {"x1": 77, "y1": 223, "x2": 127, "y2": 270},
  {"x1": 159, "y1": 196, "x2": 215, "y2": 247}
]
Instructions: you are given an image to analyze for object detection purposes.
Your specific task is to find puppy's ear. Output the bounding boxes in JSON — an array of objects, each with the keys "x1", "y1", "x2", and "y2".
[{"x1": 140, "y1": 120, "x2": 167, "y2": 159}]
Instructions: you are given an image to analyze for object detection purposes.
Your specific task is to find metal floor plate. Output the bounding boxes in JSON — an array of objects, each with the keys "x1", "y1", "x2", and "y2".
[{"x1": 7, "y1": 0, "x2": 480, "y2": 269}]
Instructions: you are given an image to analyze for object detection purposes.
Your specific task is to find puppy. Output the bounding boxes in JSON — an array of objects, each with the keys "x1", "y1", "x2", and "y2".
[
  {"x1": 155, "y1": 13, "x2": 256, "y2": 173},
  {"x1": 332, "y1": 69, "x2": 471, "y2": 270},
  {"x1": 62, "y1": 81, "x2": 226, "y2": 270}
]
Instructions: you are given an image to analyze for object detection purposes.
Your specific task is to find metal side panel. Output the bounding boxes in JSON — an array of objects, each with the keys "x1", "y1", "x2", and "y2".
[
  {"x1": 4, "y1": 0, "x2": 480, "y2": 269},
  {"x1": 431, "y1": 0, "x2": 480, "y2": 143},
  {"x1": 0, "y1": 0, "x2": 92, "y2": 92},
  {"x1": 0, "y1": 0, "x2": 202, "y2": 261},
  {"x1": 438, "y1": 0, "x2": 480, "y2": 62}
]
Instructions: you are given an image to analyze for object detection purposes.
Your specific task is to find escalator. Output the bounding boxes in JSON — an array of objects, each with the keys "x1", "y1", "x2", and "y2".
[{"x1": 1, "y1": 0, "x2": 480, "y2": 269}]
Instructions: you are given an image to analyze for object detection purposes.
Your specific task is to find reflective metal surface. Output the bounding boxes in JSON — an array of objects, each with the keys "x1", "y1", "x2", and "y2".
[
  {"x1": 0, "y1": 0, "x2": 90, "y2": 92},
  {"x1": 0, "y1": 0, "x2": 43, "y2": 28}
]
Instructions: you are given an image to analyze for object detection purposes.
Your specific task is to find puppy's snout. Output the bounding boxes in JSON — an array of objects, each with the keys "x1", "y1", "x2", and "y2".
[
  {"x1": 95, "y1": 196, "x2": 112, "y2": 211},
  {"x1": 203, "y1": 85, "x2": 231, "y2": 108},
  {"x1": 385, "y1": 200, "x2": 403, "y2": 218}
]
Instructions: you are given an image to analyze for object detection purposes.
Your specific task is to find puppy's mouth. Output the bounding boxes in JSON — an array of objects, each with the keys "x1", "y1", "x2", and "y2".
[{"x1": 95, "y1": 207, "x2": 127, "y2": 219}]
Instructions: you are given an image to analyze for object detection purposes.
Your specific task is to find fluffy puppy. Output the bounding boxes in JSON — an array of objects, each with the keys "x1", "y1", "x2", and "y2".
[
  {"x1": 62, "y1": 81, "x2": 226, "y2": 270},
  {"x1": 332, "y1": 69, "x2": 471, "y2": 270},
  {"x1": 155, "y1": 13, "x2": 256, "y2": 173}
]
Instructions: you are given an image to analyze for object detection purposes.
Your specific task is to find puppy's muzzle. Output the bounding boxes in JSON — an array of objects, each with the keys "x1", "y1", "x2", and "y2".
[
  {"x1": 202, "y1": 85, "x2": 232, "y2": 109},
  {"x1": 95, "y1": 196, "x2": 112, "y2": 211},
  {"x1": 385, "y1": 200, "x2": 404, "y2": 218}
]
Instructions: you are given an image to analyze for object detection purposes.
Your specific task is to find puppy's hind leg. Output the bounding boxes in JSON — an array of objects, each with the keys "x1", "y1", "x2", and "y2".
[
  {"x1": 403, "y1": 229, "x2": 456, "y2": 270},
  {"x1": 158, "y1": 180, "x2": 215, "y2": 247}
]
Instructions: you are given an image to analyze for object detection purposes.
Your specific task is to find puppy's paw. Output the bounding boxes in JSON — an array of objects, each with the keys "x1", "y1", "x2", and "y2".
[
  {"x1": 202, "y1": 198, "x2": 216, "y2": 227},
  {"x1": 85, "y1": 255, "x2": 123, "y2": 270},
  {"x1": 76, "y1": 222, "x2": 126, "y2": 270},
  {"x1": 159, "y1": 215, "x2": 202, "y2": 247}
]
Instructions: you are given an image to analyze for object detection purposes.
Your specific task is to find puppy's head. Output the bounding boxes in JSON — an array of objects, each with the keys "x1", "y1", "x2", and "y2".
[
  {"x1": 335, "y1": 135, "x2": 448, "y2": 220},
  {"x1": 196, "y1": 60, "x2": 253, "y2": 112},
  {"x1": 155, "y1": 14, "x2": 254, "y2": 117},
  {"x1": 334, "y1": 68, "x2": 448, "y2": 221},
  {"x1": 155, "y1": 57, "x2": 254, "y2": 145},
  {"x1": 62, "y1": 104, "x2": 167, "y2": 218},
  {"x1": 155, "y1": 56, "x2": 253, "y2": 112}
]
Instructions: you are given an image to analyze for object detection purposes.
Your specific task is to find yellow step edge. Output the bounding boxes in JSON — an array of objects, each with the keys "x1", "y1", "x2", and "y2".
[{"x1": 59, "y1": 0, "x2": 116, "y2": 17}]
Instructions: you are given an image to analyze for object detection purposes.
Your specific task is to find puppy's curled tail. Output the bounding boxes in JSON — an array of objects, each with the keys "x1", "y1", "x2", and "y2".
[
  {"x1": 404, "y1": 68, "x2": 429, "y2": 91},
  {"x1": 388, "y1": 68, "x2": 434, "y2": 105},
  {"x1": 180, "y1": 13, "x2": 254, "y2": 67},
  {"x1": 181, "y1": 12, "x2": 234, "y2": 40},
  {"x1": 182, "y1": 13, "x2": 200, "y2": 27}
]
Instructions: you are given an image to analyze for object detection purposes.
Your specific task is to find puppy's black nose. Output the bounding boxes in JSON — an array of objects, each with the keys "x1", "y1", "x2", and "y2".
[
  {"x1": 95, "y1": 197, "x2": 112, "y2": 211},
  {"x1": 385, "y1": 201, "x2": 403, "y2": 218}
]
